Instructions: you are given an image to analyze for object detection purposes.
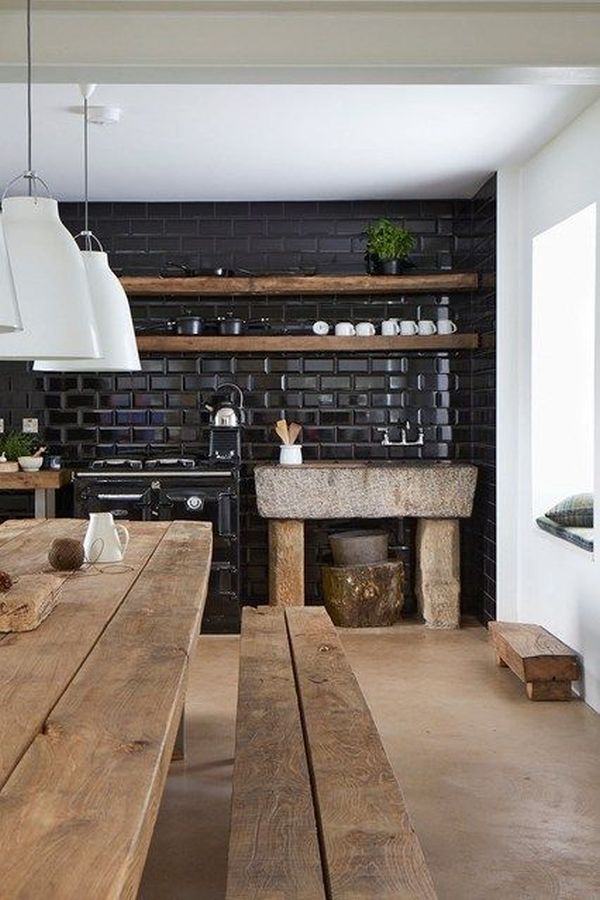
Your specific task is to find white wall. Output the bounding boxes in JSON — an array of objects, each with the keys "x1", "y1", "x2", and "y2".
[{"x1": 498, "y1": 98, "x2": 600, "y2": 712}]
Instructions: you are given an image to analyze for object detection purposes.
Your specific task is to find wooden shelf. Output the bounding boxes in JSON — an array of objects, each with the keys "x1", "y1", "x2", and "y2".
[
  {"x1": 136, "y1": 334, "x2": 478, "y2": 353},
  {"x1": 0, "y1": 470, "x2": 72, "y2": 490},
  {"x1": 122, "y1": 273, "x2": 478, "y2": 296}
]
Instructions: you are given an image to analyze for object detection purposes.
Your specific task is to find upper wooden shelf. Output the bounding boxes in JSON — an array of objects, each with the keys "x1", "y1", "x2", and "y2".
[
  {"x1": 121, "y1": 273, "x2": 478, "y2": 296},
  {"x1": 136, "y1": 334, "x2": 478, "y2": 353}
]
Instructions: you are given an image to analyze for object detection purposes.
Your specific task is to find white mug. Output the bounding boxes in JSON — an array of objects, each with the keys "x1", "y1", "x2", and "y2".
[
  {"x1": 335, "y1": 322, "x2": 355, "y2": 336},
  {"x1": 356, "y1": 322, "x2": 375, "y2": 336},
  {"x1": 437, "y1": 320, "x2": 457, "y2": 334},
  {"x1": 279, "y1": 444, "x2": 303, "y2": 465},
  {"x1": 418, "y1": 320, "x2": 437, "y2": 335},
  {"x1": 312, "y1": 320, "x2": 330, "y2": 335},
  {"x1": 399, "y1": 320, "x2": 418, "y2": 336},
  {"x1": 381, "y1": 319, "x2": 399, "y2": 336}
]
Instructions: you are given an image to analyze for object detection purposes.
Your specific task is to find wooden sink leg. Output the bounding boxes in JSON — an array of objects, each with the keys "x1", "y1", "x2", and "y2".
[
  {"x1": 269, "y1": 519, "x2": 305, "y2": 606},
  {"x1": 416, "y1": 518, "x2": 461, "y2": 628}
]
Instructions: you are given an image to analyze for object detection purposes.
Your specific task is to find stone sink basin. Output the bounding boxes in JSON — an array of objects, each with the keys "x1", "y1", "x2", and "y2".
[{"x1": 254, "y1": 460, "x2": 478, "y2": 520}]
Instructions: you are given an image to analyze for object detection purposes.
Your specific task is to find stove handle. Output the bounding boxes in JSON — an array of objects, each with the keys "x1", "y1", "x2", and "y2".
[
  {"x1": 217, "y1": 491, "x2": 233, "y2": 537},
  {"x1": 97, "y1": 493, "x2": 147, "y2": 502}
]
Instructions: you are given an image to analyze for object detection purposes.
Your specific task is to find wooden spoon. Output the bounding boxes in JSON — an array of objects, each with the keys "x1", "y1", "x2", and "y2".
[
  {"x1": 288, "y1": 423, "x2": 302, "y2": 445},
  {"x1": 275, "y1": 419, "x2": 290, "y2": 444}
]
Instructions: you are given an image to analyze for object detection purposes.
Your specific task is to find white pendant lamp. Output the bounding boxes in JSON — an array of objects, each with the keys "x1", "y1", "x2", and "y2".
[
  {"x1": 35, "y1": 86, "x2": 140, "y2": 373},
  {"x1": 0, "y1": 218, "x2": 22, "y2": 333},
  {"x1": 0, "y1": 0, "x2": 100, "y2": 361}
]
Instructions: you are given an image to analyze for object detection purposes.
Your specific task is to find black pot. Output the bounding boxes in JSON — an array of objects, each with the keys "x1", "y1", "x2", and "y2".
[
  {"x1": 171, "y1": 316, "x2": 204, "y2": 335},
  {"x1": 217, "y1": 317, "x2": 245, "y2": 336},
  {"x1": 380, "y1": 258, "x2": 406, "y2": 276}
]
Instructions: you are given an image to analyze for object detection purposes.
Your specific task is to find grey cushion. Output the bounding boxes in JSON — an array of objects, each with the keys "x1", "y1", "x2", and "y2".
[{"x1": 545, "y1": 493, "x2": 593, "y2": 528}]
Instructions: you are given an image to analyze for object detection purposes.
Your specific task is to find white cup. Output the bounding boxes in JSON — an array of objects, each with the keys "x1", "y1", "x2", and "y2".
[
  {"x1": 335, "y1": 322, "x2": 356, "y2": 336},
  {"x1": 279, "y1": 444, "x2": 303, "y2": 465},
  {"x1": 437, "y1": 320, "x2": 457, "y2": 334},
  {"x1": 399, "y1": 320, "x2": 418, "y2": 335},
  {"x1": 312, "y1": 320, "x2": 330, "y2": 335},
  {"x1": 356, "y1": 322, "x2": 375, "y2": 336},
  {"x1": 381, "y1": 319, "x2": 399, "y2": 336},
  {"x1": 418, "y1": 320, "x2": 437, "y2": 335}
]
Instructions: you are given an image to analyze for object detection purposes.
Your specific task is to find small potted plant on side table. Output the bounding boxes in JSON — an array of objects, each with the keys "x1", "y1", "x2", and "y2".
[
  {"x1": 0, "y1": 431, "x2": 37, "y2": 473},
  {"x1": 365, "y1": 218, "x2": 416, "y2": 275}
]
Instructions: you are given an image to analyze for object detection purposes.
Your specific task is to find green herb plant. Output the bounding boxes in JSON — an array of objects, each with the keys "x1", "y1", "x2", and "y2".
[
  {"x1": 0, "y1": 431, "x2": 35, "y2": 461},
  {"x1": 365, "y1": 218, "x2": 415, "y2": 261}
]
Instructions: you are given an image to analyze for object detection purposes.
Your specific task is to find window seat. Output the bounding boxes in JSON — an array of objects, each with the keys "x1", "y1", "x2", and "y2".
[{"x1": 536, "y1": 515, "x2": 593, "y2": 552}]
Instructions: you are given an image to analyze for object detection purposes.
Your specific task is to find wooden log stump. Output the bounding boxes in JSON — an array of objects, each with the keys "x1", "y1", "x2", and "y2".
[{"x1": 321, "y1": 560, "x2": 404, "y2": 627}]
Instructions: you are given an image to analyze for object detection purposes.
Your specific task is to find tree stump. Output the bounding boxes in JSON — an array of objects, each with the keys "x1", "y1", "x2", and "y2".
[{"x1": 321, "y1": 560, "x2": 404, "y2": 627}]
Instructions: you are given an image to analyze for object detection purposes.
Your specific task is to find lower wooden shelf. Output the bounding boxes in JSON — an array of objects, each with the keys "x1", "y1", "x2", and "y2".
[{"x1": 136, "y1": 334, "x2": 478, "y2": 353}]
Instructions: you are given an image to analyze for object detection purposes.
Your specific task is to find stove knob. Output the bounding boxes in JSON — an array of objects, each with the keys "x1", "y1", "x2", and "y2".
[{"x1": 186, "y1": 495, "x2": 204, "y2": 512}]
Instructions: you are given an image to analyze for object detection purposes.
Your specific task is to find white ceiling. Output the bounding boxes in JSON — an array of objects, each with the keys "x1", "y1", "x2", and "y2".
[{"x1": 0, "y1": 83, "x2": 597, "y2": 200}]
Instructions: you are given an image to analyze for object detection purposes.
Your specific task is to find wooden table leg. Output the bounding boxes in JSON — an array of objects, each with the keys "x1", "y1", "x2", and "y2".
[
  {"x1": 416, "y1": 518, "x2": 460, "y2": 628},
  {"x1": 34, "y1": 488, "x2": 51, "y2": 519},
  {"x1": 171, "y1": 708, "x2": 186, "y2": 762},
  {"x1": 268, "y1": 519, "x2": 305, "y2": 606}
]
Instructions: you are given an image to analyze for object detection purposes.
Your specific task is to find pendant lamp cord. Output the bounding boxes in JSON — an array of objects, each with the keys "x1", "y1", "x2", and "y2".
[
  {"x1": 83, "y1": 95, "x2": 91, "y2": 250},
  {"x1": 26, "y1": 0, "x2": 32, "y2": 196}
]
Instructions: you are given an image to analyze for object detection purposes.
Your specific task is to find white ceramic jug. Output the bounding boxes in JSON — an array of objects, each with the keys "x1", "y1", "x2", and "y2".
[{"x1": 84, "y1": 512, "x2": 130, "y2": 563}]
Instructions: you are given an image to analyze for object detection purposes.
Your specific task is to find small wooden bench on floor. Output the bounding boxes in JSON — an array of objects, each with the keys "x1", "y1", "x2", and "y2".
[
  {"x1": 226, "y1": 606, "x2": 437, "y2": 899},
  {"x1": 489, "y1": 621, "x2": 581, "y2": 700}
]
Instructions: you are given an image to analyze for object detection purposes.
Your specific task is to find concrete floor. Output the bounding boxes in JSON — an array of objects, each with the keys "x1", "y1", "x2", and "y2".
[{"x1": 139, "y1": 622, "x2": 600, "y2": 900}]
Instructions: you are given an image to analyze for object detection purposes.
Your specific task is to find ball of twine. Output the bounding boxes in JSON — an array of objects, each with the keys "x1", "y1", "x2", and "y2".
[{"x1": 48, "y1": 537, "x2": 85, "y2": 572}]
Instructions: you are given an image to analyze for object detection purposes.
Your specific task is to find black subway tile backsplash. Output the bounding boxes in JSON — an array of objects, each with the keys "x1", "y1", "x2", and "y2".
[{"x1": 0, "y1": 192, "x2": 496, "y2": 624}]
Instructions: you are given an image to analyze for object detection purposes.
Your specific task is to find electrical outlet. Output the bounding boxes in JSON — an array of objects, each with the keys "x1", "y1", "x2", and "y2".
[{"x1": 22, "y1": 418, "x2": 38, "y2": 434}]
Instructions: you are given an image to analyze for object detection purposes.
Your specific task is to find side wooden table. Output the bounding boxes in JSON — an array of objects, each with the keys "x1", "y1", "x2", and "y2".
[{"x1": 0, "y1": 470, "x2": 72, "y2": 518}]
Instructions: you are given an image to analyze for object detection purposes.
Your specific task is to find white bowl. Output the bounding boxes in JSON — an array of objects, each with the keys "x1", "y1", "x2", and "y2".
[{"x1": 18, "y1": 456, "x2": 43, "y2": 471}]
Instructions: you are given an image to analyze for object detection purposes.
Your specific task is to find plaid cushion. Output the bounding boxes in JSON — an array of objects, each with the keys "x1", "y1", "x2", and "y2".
[{"x1": 545, "y1": 493, "x2": 594, "y2": 528}]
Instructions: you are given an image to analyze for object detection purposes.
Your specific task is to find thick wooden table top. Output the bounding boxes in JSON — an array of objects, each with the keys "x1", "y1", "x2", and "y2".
[
  {"x1": 0, "y1": 469, "x2": 72, "y2": 490},
  {"x1": 0, "y1": 518, "x2": 212, "y2": 899}
]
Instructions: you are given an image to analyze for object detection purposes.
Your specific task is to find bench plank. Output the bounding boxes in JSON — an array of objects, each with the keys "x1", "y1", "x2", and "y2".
[
  {"x1": 489, "y1": 622, "x2": 580, "y2": 683},
  {"x1": 286, "y1": 607, "x2": 437, "y2": 899},
  {"x1": 226, "y1": 607, "x2": 326, "y2": 900},
  {"x1": 0, "y1": 521, "x2": 212, "y2": 899},
  {"x1": 0, "y1": 520, "x2": 171, "y2": 790}
]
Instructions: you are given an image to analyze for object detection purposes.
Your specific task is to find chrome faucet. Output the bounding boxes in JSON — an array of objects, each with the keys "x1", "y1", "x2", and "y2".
[{"x1": 377, "y1": 424, "x2": 424, "y2": 447}]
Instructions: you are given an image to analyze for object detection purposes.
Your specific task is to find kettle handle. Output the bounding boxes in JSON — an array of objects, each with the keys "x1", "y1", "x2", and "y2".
[{"x1": 116, "y1": 524, "x2": 130, "y2": 556}]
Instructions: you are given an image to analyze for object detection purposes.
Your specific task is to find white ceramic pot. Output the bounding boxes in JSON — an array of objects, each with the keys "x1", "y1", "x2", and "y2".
[
  {"x1": 279, "y1": 444, "x2": 303, "y2": 465},
  {"x1": 84, "y1": 512, "x2": 130, "y2": 563}
]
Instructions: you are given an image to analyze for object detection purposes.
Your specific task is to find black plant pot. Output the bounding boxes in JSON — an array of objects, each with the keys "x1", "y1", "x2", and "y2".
[{"x1": 380, "y1": 258, "x2": 406, "y2": 275}]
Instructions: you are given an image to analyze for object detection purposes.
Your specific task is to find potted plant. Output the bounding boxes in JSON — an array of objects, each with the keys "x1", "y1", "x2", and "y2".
[
  {"x1": 0, "y1": 431, "x2": 35, "y2": 473},
  {"x1": 365, "y1": 219, "x2": 416, "y2": 275}
]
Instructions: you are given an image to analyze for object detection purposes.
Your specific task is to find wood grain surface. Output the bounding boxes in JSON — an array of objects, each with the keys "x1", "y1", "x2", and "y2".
[
  {"x1": 122, "y1": 273, "x2": 478, "y2": 296},
  {"x1": 0, "y1": 520, "x2": 212, "y2": 899},
  {"x1": 0, "y1": 470, "x2": 72, "y2": 490},
  {"x1": 286, "y1": 607, "x2": 438, "y2": 899},
  {"x1": 269, "y1": 519, "x2": 305, "y2": 606},
  {"x1": 489, "y1": 622, "x2": 580, "y2": 683},
  {"x1": 136, "y1": 334, "x2": 479, "y2": 354},
  {"x1": 226, "y1": 607, "x2": 325, "y2": 900}
]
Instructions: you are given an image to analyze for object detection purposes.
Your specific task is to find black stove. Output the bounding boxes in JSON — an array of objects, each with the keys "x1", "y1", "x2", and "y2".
[{"x1": 73, "y1": 455, "x2": 241, "y2": 633}]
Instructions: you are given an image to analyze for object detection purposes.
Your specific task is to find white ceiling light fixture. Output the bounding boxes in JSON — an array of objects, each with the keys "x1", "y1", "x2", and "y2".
[
  {"x1": 35, "y1": 85, "x2": 140, "y2": 373},
  {"x1": 0, "y1": 0, "x2": 100, "y2": 361}
]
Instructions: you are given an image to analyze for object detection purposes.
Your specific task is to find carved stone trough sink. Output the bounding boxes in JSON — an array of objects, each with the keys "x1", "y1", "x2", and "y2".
[{"x1": 254, "y1": 461, "x2": 478, "y2": 629}]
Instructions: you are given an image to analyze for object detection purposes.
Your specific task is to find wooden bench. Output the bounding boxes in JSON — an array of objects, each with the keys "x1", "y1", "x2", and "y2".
[
  {"x1": 489, "y1": 621, "x2": 581, "y2": 700},
  {"x1": 0, "y1": 518, "x2": 212, "y2": 898},
  {"x1": 226, "y1": 606, "x2": 437, "y2": 899}
]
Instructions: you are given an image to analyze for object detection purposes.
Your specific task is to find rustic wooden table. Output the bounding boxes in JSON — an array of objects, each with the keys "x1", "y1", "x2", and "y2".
[
  {"x1": 0, "y1": 469, "x2": 72, "y2": 517},
  {"x1": 0, "y1": 517, "x2": 212, "y2": 899}
]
